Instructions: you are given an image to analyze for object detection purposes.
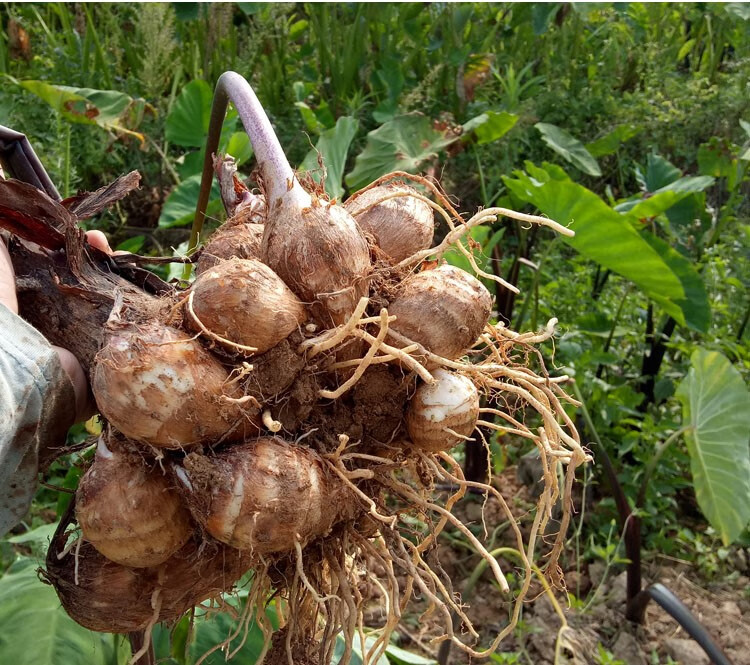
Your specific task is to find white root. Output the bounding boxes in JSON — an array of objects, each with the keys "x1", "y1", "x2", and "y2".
[
  {"x1": 298, "y1": 296, "x2": 369, "y2": 357},
  {"x1": 262, "y1": 409, "x2": 282, "y2": 432},
  {"x1": 319, "y1": 308, "x2": 391, "y2": 399}
]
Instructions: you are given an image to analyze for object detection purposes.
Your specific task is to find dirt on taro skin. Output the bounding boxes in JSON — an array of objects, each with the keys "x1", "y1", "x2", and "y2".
[
  {"x1": 301, "y1": 365, "x2": 412, "y2": 454},
  {"x1": 243, "y1": 335, "x2": 307, "y2": 401}
]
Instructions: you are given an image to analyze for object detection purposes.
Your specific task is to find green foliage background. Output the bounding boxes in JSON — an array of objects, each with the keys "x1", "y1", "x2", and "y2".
[{"x1": 1, "y1": 3, "x2": 749, "y2": 663}]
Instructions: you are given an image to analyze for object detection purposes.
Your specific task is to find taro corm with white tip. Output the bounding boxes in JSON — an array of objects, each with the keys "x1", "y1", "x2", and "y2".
[
  {"x1": 177, "y1": 437, "x2": 355, "y2": 554},
  {"x1": 92, "y1": 319, "x2": 258, "y2": 448},
  {"x1": 406, "y1": 368, "x2": 480, "y2": 452},
  {"x1": 0, "y1": 71, "x2": 590, "y2": 664}
]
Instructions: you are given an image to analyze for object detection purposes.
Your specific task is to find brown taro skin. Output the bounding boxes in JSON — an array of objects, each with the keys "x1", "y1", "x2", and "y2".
[
  {"x1": 389, "y1": 264, "x2": 493, "y2": 360},
  {"x1": 76, "y1": 440, "x2": 193, "y2": 568},
  {"x1": 189, "y1": 258, "x2": 307, "y2": 354},
  {"x1": 196, "y1": 222, "x2": 264, "y2": 275},
  {"x1": 344, "y1": 183, "x2": 434, "y2": 264},
  {"x1": 180, "y1": 437, "x2": 355, "y2": 555},
  {"x1": 92, "y1": 320, "x2": 258, "y2": 448},
  {"x1": 262, "y1": 198, "x2": 371, "y2": 326},
  {"x1": 44, "y1": 536, "x2": 252, "y2": 633}
]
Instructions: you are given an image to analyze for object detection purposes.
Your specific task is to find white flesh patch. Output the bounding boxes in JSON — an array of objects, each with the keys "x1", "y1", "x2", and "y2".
[
  {"x1": 96, "y1": 436, "x2": 114, "y2": 460},
  {"x1": 174, "y1": 466, "x2": 193, "y2": 492},
  {"x1": 418, "y1": 368, "x2": 477, "y2": 423},
  {"x1": 222, "y1": 471, "x2": 245, "y2": 542}
]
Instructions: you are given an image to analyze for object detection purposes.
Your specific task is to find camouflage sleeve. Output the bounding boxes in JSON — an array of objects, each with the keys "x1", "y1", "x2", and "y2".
[{"x1": 0, "y1": 302, "x2": 75, "y2": 536}]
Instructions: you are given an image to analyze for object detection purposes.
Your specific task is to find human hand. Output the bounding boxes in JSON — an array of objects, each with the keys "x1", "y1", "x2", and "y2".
[{"x1": 0, "y1": 230, "x2": 112, "y2": 422}]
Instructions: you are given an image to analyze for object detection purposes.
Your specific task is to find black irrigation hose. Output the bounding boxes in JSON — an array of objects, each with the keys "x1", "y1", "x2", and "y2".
[{"x1": 628, "y1": 583, "x2": 734, "y2": 665}]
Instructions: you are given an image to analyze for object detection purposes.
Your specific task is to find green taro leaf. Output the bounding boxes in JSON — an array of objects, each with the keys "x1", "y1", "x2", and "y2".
[
  {"x1": 532, "y1": 3, "x2": 562, "y2": 34},
  {"x1": 301, "y1": 116, "x2": 359, "y2": 201},
  {"x1": 642, "y1": 153, "x2": 681, "y2": 191},
  {"x1": 186, "y1": 606, "x2": 276, "y2": 664},
  {"x1": 115, "y1": 235, "x2": 146, "y2": 254},
  {"x1": 0, "y1": 558, "x2": 123, "y2": 665},
  {"x1": 444, "y1": 226, "x2": 505, "y2": 292},
  {"x1": 158, "y1": 173, "x2": 220, "y2": 228},
  {"x1": 225, "y1": 131, "x2": 254, "y2": 165},
  {"x1": 345, "y1": 115, "x2": 457, "y2": 191},
  {"x1": 385, "y1": 643, "x2": 438, "y2": 664},
  {"x1": 535, "y1": 123, "x2": 602, "y2": 176},
  {"x1": 463, "y1": 111, "x2": 518, "y2": 145},
  {"x1": 726, "y1": 3, "x2": 750, "y2": 20},
  {"x1": 586, "y1": 124, "x2": 642, "y2": 157},
  {"x1": 166, "y1": 80, "x2": 213, "y2": 147},
  {"x1": 640, "y1": 232, "x2": 711, "y2": 331},
  {"x1": 615, "y1": 190, "x2": 693, "y2": 218},
  {"x1": 15, "y1": 79, "x2": 148, "y2": 141},
  {"x1": 166, "y1": 80, "x2": 237, "y2": 148},
  {"x1": 651, "y1": 175, "x2": 715, "y2": 195},
  {"x1": 698, "y1": 140, "x2": 736, "y2": 178},
  {"x1": 7, "y1": 522, "x2": 57, "y2": 546},
  {"x1": 503, "y1": 167, "x2": 710, "y2": 331},
  {"x1": 676, "y1": 349, "x2": 750, "y2": 545},
  {"x1": 330, "y1": 634, "x2": 389, "y2": 665}
]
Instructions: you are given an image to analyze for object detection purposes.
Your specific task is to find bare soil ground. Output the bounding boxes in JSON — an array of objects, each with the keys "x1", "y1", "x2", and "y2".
[{"x1": 389, "y1": 466, "x2": 750, "y2": 665}]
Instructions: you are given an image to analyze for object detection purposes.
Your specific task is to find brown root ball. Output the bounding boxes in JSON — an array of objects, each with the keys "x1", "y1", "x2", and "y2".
[
  {"x1": 344, "y1": 184, "x2": 434, "y2": 263},
  {"x1": 188, "y1": 258, "x2": 307, "y2": 355},
  {"x1": 406, "y1": 368, "x2": 479, "y2": 452},
  {"x1": 177, "y1": 437, "x2": 355, "y2": 554},
  {"x1": 262, "y1": 199, "x2": 371, "y2": 326},
  {"x1": 76, "y1": 437, "x2": 193, "y2": 567},
  {"x1": 196, "y1": 222, "x2": 264, "y2": 275},
  {"x1": 389, "y1": 264, "x2": 492, "y2": 360},
  {"x1": 44, "y1": 534, "x2": 252, "y2": 633},
  {"x1": 92, "y1": 320, "x2": 258, "y2": 448}
]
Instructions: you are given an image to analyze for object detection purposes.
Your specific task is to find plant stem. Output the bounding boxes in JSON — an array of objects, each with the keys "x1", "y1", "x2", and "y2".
[
  {"x1": 737, "y1": 295, "x2": 749, "y2": 341},
  {"x1": 63, "y1": 121, "x2": 71, "y2": 198},
  {"x1": 572, "y1": 380, "x2": 644, "y2": 617},
  {"x1": 187, "y1": 71, "x2": 307, "y2": 279},
  {"x1": 635, "y1": 426, "x2": 692, "y2": 509},
  {"x1": 595, "y1": 284, "x2": 631, "y2": 379},
  {"x1": 145, "y1": 135, "x2": 180, "y2": 185},
  {"x1": 474, "y1": 146, "x2": 488, "y2": 204},
  {"x1": 514, "y1": 236, "x2": 556, "y2": 331}
]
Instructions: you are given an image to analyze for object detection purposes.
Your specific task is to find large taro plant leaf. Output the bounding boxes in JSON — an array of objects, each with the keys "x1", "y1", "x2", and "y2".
[
  {"x1": 165, "y1": 80, "x2": 240, "y2": 150},
  {"x1": 346, "y1": 111, "x2": 518, "y2": 192},
  {"x1": 12, "y1": 79, "x2": 151, "y2": 143},
  {"x1": 300, "y1": 116, "x2": 359, "y2": 201},
  {"x1": 462, "y1": 111, "x2": 518, "y2": 145},
  {"x1": 503, "y1": 163, "x2": 711, "y2": 332},
  {"x1": 0, "y1": 558, "x2": 125, "y2": 665},
  {"x1": 345, "y1": 114, "x2": 457, "y2": 191},
  {"x1": 676, "y1": 349, "x2": 750, "y2": 545},
  {"x1": 535, "y1": 122, "x2": 602, "y2": 177}
]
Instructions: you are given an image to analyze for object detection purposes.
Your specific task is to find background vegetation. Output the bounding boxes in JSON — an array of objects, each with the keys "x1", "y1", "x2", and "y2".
[{"x1": 1, "y1": 3, "x2": 748, "y2": 664}]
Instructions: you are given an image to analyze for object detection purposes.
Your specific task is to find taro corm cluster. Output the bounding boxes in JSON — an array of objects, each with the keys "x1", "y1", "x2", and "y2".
[{"x1": 17, "y1": 73, "x2": 589, "y2": 665}]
